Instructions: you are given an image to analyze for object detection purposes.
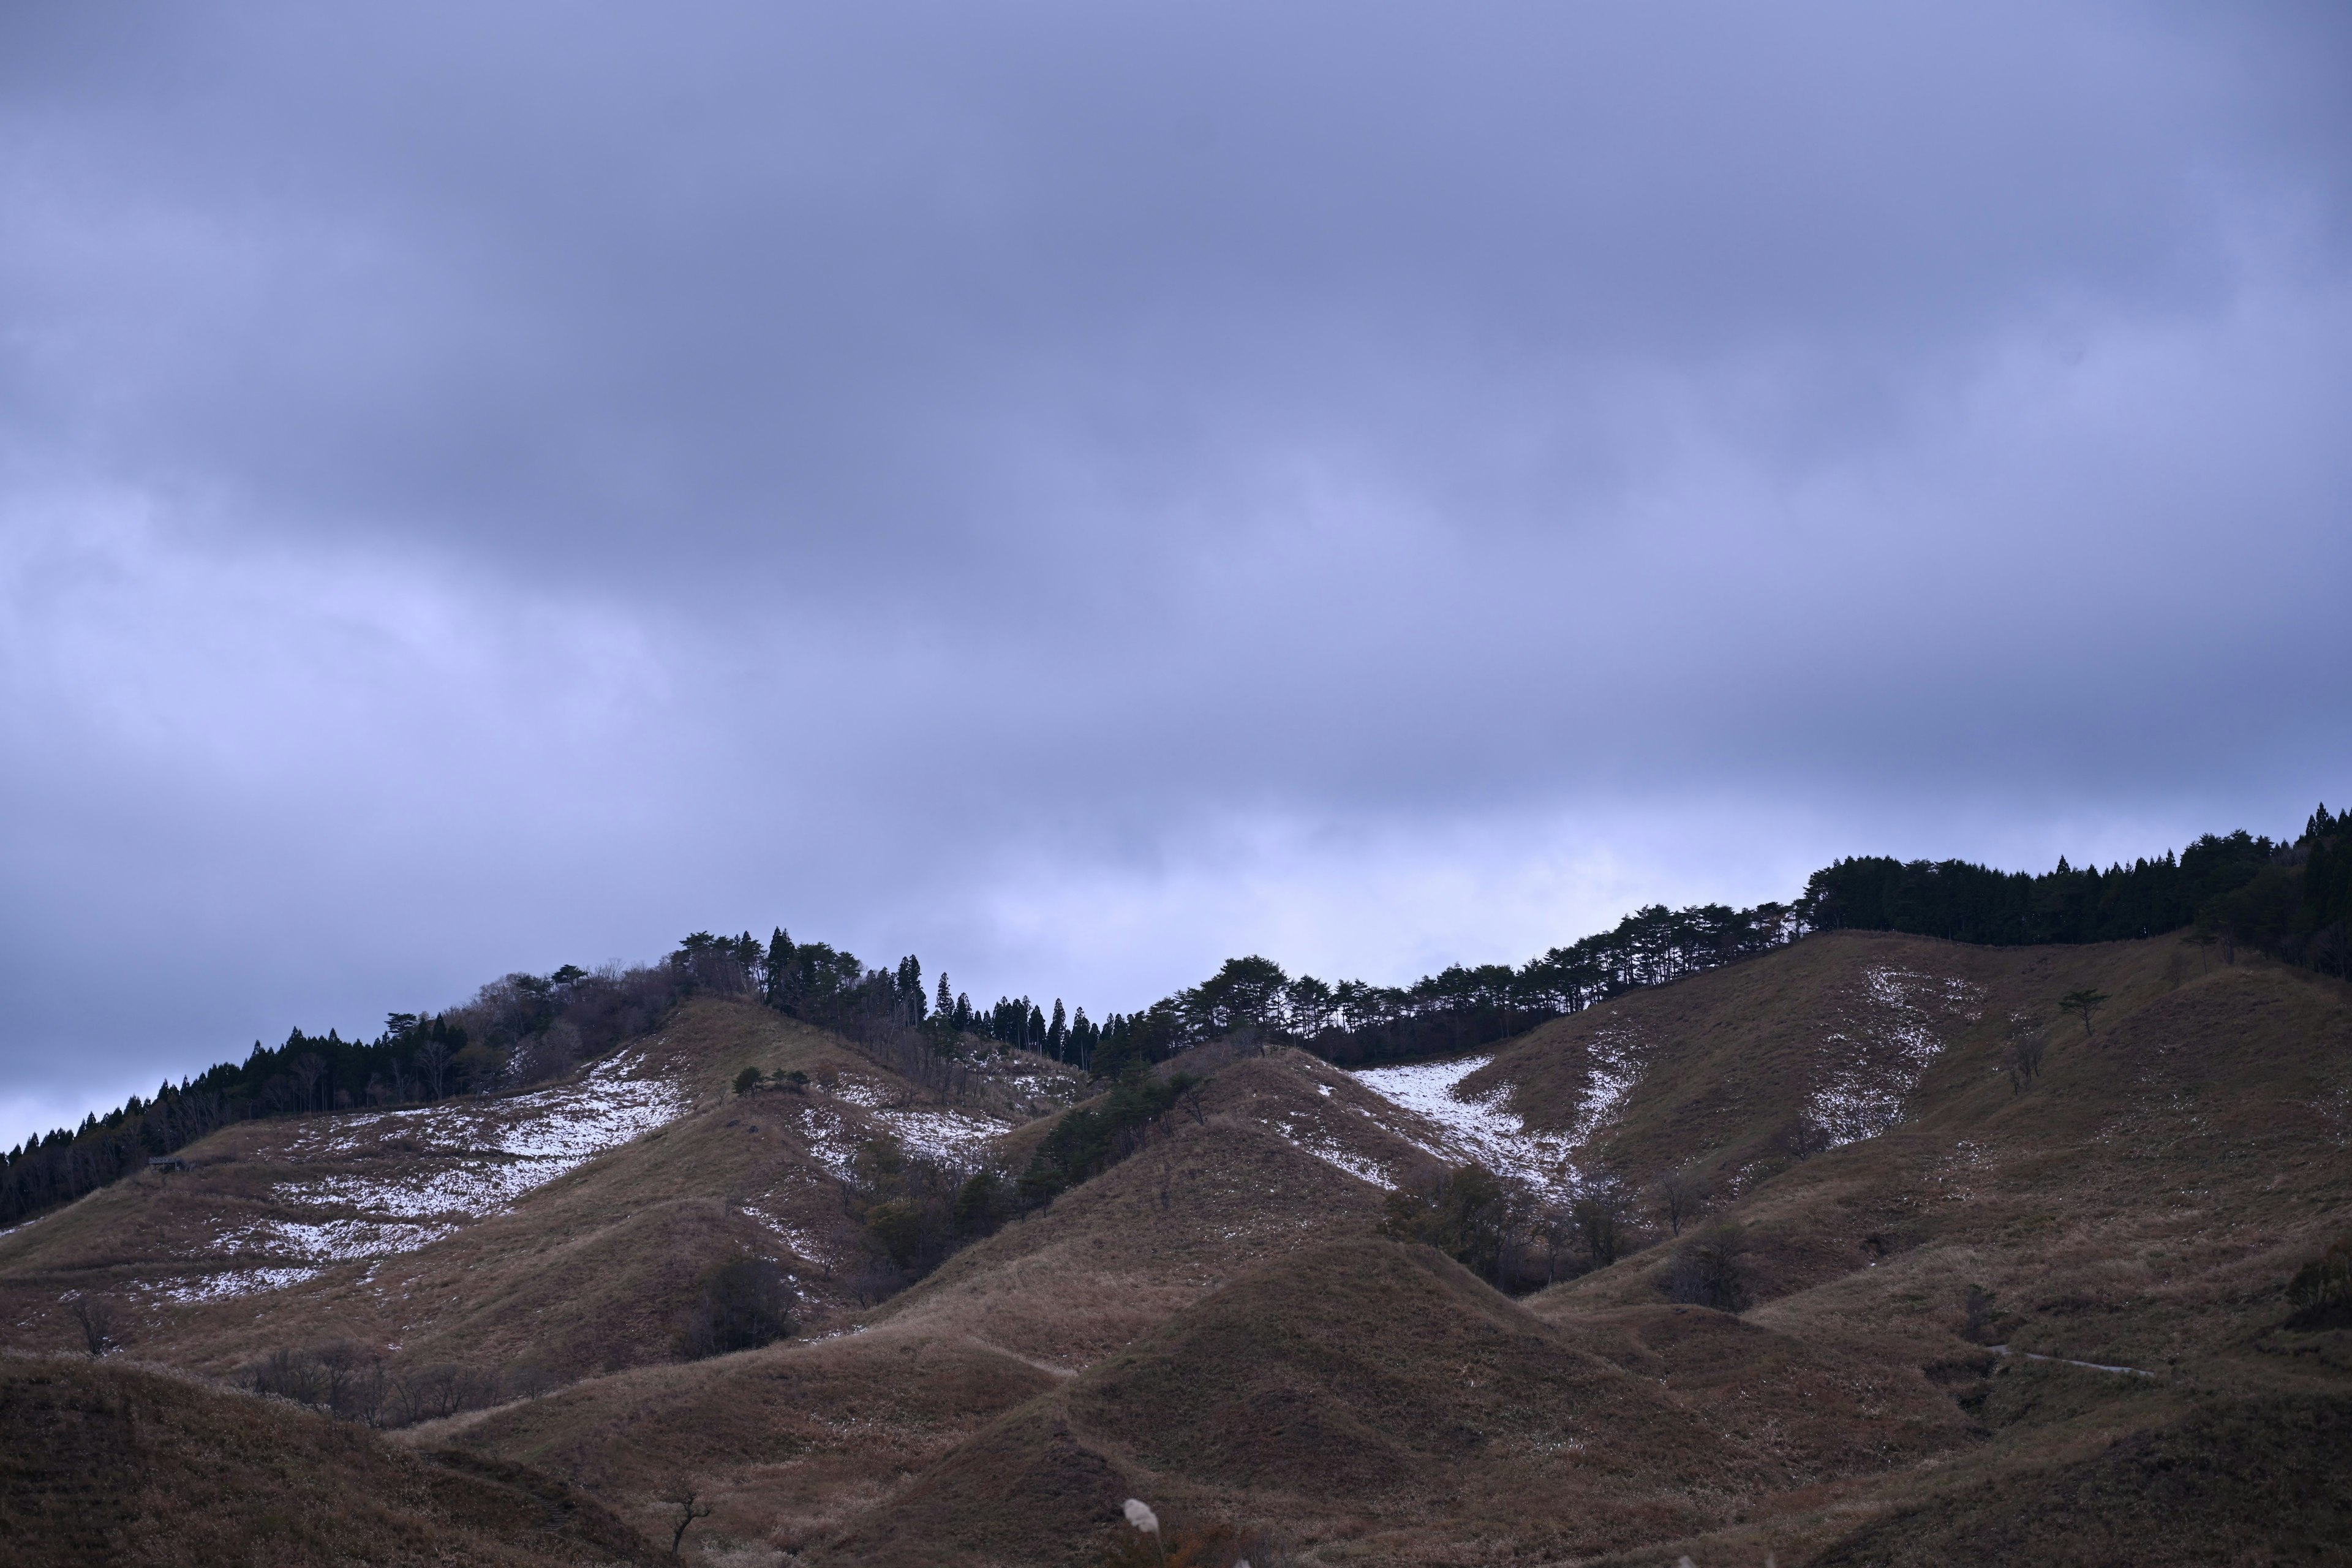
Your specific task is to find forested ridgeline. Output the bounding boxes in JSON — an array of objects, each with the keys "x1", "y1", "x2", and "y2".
[
  {"x1": 0, "y1": 963, "x2": 685, "y2": 1227},
  {"x1": 1801, "y1": 815, "x2": 2340, "y2": 952},
  {"x1": 716, "y1": 802, "x2": 2352, "y2": 1075},
  {"x1": 10, "y1": 802, "x2": 2346, "y2": 1232}
]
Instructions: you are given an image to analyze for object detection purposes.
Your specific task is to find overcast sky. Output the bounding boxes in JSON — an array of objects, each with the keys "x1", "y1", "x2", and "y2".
[{"x1": 4, "y1": 2, "x2": 2348, "y2": 1144}]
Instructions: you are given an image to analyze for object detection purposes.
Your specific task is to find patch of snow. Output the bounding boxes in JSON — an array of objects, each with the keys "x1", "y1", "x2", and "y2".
[
  {"x1": 868, "y1": 1106, "x2": 1011, "y2": 1167},
  {"x1": 218, "y1": 1216, "x2": 459, "y2": 1262},
  {"x1": 738, "y1": 1207, "x2": 839, "y2": 1270},
  {"x1": 1273, "y1": 1119, "x2": 1392, "y2": 1188},
  {"x1": 1562, "y1": 1026, "x2": 1644, "y2": 1149},
  {"x1": 282, "y1": 1052, "x2": 685, "y2": 1172},
  {"x1": 825, "y1": 1076, "x2": 900, "y2": 1112},
  {"x1": 1349, "y1": 1055, "x2": 1583, "y2": 1202},
  {"x1": 1802, "y1": 968, "x2": 1983, "y2": 1149},
  {"x1": 794, "y1": 1082, "x2": 1012, "y2": 1172},
  {"x1": 158, "y1": 1266, "x2": 322, "y2": 1303},
  {"x1": 788, "y1": 1101, "x2": 864, "y2": 1180},
  {"x1": 203, "y1": 1052, "x2": 689, "y2": 1273}
]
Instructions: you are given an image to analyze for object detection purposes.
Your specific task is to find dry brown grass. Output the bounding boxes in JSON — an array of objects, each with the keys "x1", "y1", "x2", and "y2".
[
  {"x1": 0, "y1": 1351, "x2": 660, "y2": 1566},
  {"x1": 6, "y1": 936, "x2": 2349, "y2": 1565},
  {"x1": 0, "y1": 999, "x2": 1005, "y2": 1378},
  {"x1": 415, "y1": 1324, "x2": 1061, "y2": 1556}
]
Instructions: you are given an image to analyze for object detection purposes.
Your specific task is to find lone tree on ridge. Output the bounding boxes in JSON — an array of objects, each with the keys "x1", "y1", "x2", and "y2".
[{"x1": 2057, "y1": 989, "x2": 2109, "y2": 1038}]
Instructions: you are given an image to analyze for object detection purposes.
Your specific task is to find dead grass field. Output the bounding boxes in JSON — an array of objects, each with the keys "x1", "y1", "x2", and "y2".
[
  {"x1": 0, "y1": 1352, "x2": 661, "y2": 1566},
  {"x1": 3, "y1": 932, "x2": 2347, "y2": 1564}
]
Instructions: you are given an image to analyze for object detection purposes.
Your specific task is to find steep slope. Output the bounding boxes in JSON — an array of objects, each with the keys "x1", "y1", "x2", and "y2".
[
  {"x1": 0, "y1": 1353, "x2": 659, "y2": 1567},
  {"x1": 0, "y1": 998, "x2": 1043, "y2": 1381},
  {"x1": 1517, "y1": 937, "x2": 2352, "y2": 1367},
  {"x1": 861, "y1": 1063, "x2": 1400, "y2": 1368}
]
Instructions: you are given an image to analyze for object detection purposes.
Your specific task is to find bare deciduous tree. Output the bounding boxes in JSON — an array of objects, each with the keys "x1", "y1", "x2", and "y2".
[
  {"x1": 1533, "y1": 1204, "x2": 1575, "y2": 1285},
  {"x1": 1657, "y1": 1170, "x2": 1702, "y2": 1237},
  {"x1": 286, "y1": 1052, "x2": 331, "y2": 1111},
  {"x1": 660, "y1": 1480, "x2": 715, "y2": 1558},
  {"x1": 1571, "y1": 1173, "x2": 1634, "y2": 1268},
  {"x1": 414, "y1": 1038, "x2": 454, "y2": 1099},
  {"x1": 2005, "y1": 1023, "x2": 2048, "y2": 1095},
  {"x1": 1666, "y1": 1224, "x2": 1751, "y2": 1313},
  {"x1": 67, "y1": 1293, "x2": 119, "y2": 1357}
]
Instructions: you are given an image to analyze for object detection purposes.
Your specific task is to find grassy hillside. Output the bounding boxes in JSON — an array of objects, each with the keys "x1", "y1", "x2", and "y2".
[
  {"x1": 4, "y1": 929, "x2": 2347, "y2": 1564},
  {"x1": 0, "y1": 998, "x2": 1041, "y2": 1379},
  {"x1": 0, "y1": 1354, "x2": 658, "y2": 1567}
]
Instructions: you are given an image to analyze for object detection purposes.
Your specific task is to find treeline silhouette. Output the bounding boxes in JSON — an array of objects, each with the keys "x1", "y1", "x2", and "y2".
[
  {"x1": 1806, "y1": 807, "x2": 2352, "y2": 974},
  {"x1": 0, "y1": 962, "x2": 683, "y2": 1227},
  {"x1": 11, "y1": 800, "x2": 2345, "y2": 1229}
]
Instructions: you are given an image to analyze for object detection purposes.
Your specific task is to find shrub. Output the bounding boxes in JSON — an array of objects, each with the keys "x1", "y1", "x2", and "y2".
[
  {"x1": 1964, "y1": 1283, "x2": 1999, "y2": 1343},
  {"x1": 1381, "y1": 1164, "x2": 1508, "y2": 1280},
  {"x1": 677, "y1": 1256, "x2": 797, "y2": 1359},
  {"x1": 952, "y1": 1169, "x2": 1009, "y2": 1237},
  {"x1": 1571, "y1": 1173, "x2": 1635, "y2": 1268},
  {"x1": 733, "y1": 1066, "x2": 763, "y2": 1096},
  {"x1": 66, "y1": 1293, "x2": 120, "y2": 1357},
  {"x1": 1017, "y1": 1069, "x2": 1194, "y2": 1205},
  {"x1": 1665, "y1": 1223, "x2": 1751, "y2": 1312},
  {"x1": 2286, "y1": 1238, "x2": 2352, "y2": 1329}
]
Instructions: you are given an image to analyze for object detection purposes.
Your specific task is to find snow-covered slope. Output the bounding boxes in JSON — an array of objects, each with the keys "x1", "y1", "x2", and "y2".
[{"x1": 158, "y1": 1050, "x2": 689, "y2": 1298}]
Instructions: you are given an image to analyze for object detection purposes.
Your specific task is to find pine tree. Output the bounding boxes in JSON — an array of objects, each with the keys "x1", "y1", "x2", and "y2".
[
  {"x1": 763, "y1": 929, "x2": 795, "y2": 1009},
  {"x1": 895, "y1": 956, "x2": 925, "y2": 1020},
  {"x1": 1047, "y1": 1000, "x2": 1067, "y2": 1060}
]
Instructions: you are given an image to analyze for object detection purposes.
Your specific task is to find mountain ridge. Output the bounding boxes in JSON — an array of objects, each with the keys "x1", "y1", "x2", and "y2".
[{"x1": 3, "y1": 921, "x2": 2348, "y2": 1562}]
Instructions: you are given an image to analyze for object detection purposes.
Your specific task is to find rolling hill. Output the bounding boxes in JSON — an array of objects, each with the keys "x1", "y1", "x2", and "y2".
[{"x1": 3, "y1": 927, "x2": 2347, "y2": 1564}]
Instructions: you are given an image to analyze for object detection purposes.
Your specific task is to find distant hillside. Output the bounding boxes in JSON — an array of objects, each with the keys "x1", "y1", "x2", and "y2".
[{"x1": 12, "y1": 801, "x2": 2342, "y2": 1234}]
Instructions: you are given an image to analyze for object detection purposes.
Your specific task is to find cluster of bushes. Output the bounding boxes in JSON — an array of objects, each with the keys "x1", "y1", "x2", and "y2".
[
  {"x1": 677, "y1": 1256, "x2": 798, "y2": 1359},
  {"x1": 1016, "y1": 1071, "x2": 1199, "y2": 1204},
  {"x1": 828, "y1": 1066, "x2": 1202, "y2": 1304},
  {"x1": 1664, "y1": 1224, "x2": 1752, "y2": 1311},
  {"x1": 243, "y1": 1341, "x2": 553, "y2": 1427},
  {"x1": 1375, "y1": 1160, "x2": 1759, "y2": 1308},
  {"x1": 837, "y1": 1136, "x2": 1009, "y2": 1303},
  {"x1": 2286, "y1": 1238, "x2": 2352, "y2": 1330},
  {"x1": 1378, "y1": 1164, "x2": 1665, "y2": 1294}
]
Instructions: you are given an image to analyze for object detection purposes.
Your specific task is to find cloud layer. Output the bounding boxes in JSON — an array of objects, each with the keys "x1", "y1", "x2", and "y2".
[{"x1": 4, "y1": 2, "x2": 2348, "y2": 1140}]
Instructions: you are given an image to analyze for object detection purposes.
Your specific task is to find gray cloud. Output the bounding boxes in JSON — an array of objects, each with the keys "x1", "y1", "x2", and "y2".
[{"x1": 3, "y1": 2, "x2": 2348, "y2": 1141}]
